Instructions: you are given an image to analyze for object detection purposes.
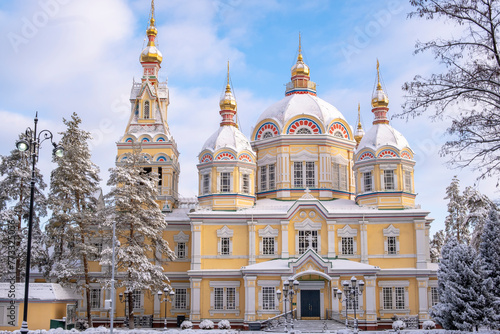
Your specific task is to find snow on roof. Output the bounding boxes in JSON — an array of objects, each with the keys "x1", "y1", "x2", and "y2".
[
  {"x1": 164, "y1": 207, "x2": 192, "y2": 221},
  {"x1": 0, "y1": 283, "x2": 80, "y2": 302},
  {"x1": 356, "y1": 123, "x2": 411, "y2": 152},
  {"x1": 200, "y1": 125, "x2": 254, "y2": 154},
  {"x1": 242, "y1": 258, "x2": 378, "y2": 271},
  {"x1": 256, "y1": 94, "x2": 346, "y2": 130}
]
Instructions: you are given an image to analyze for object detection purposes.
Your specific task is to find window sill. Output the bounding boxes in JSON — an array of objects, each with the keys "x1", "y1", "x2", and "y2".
[
  {"x1": 379, "y1": 309, "x2": 410, "y2": 316},
  {"x1": 209, "y1": 309, "x2": 240, "y2": 316}
]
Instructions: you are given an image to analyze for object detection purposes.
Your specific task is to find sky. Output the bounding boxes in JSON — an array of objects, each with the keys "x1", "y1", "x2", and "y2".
[{"x1": 0, "y1": 0, "x2": 497, "y2": 235}]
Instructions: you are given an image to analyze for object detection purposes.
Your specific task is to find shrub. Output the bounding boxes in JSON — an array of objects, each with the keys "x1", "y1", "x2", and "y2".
[
  {"x1": 199, "y1": 319, "x2": 215, "y2": 330},
  {"x1": 180, "y1": 320, "x2": 193, "y2": 330},
  {"x1": 217, "y1": 320, "x2": 231, "y2": 329},
  {"x1": 422, "y1": 320, "x2": 436, "y2": 330},
  {"x1": 392, "y1": 320, "x2": 406, "y2": 332}
]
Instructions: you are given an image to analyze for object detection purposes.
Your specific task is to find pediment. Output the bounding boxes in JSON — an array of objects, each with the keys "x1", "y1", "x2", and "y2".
[{"x1": 289, "y1": 248, "x2": 332, "y2": 274}]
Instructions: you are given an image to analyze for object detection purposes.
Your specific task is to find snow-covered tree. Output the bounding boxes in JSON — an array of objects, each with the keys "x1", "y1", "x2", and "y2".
[
  {"x1": 103, "y1": 144, "x2": 174, "y2": 329},
  {"x1": 431, "y1": 238, "x2": 491, "y2": 330},
  {"x1": 0, "y1": 135, "x2": 48, "y2": 282},
  {"x1": 479, "y1": 209, "x2": 500, "y2": 328},
  {"x1": 45, "y1": 113, "x2": 101, "y2": 327},
  {"x1": 430, "y1": 229, "x2": 445, "y2": 263},
  {"x1": 443, "y1": 176, "x2": 495, "y2": 246}
]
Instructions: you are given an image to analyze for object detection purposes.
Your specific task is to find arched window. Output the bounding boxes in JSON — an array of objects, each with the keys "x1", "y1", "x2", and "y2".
[
  {"x1": 296, "y1": 127, "x2": 312, "y2": 134},
  {"x1": 144, "y1": 101, "x2": 150, "y2": 119}
]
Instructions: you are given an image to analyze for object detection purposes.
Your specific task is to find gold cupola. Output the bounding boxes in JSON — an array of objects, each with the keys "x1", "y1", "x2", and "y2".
[
  {"x1": 219, "y1": 62, "x2": 238, "y2": 127},
  {"x1": 140, "y1": 5, "x2": 163, "y2": 64},
  {"x1": 371, "y1": 60, "x2": 389, "y2": 108},
  {"x1": 291, "y1": 33, "x2": 310, "y2": 77},
  {"x1": 354, "y1": 103, "x2": 365, "y2": 146}
]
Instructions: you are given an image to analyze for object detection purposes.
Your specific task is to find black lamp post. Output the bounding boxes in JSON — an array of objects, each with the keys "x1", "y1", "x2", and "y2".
[
  {"x1": 276, "y1": 277, "x2": 300, "y2": 332},
  {"x1": 158, "y1": 286, "x2": 175, "y2": 329},
  {"x1": 17, "y1": 113, "x2": 63, "y2": 334},
  {"x1": 334, "y1": 276, "x2": 365, "y2": 332}
]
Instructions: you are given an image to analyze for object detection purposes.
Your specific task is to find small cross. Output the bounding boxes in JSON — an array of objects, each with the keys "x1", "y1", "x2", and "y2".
[{"x1": 304, "y1": 187, "x2": 311, "y2": 195}]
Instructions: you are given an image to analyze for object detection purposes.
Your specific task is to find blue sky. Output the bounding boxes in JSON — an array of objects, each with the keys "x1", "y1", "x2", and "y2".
[{"x1": 0, "y1": 0, "x2": 497, "y2": 234}]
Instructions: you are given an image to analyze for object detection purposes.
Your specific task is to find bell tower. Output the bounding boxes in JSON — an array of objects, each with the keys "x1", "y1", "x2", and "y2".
[{"x1": 116, "y1": 0, "x2": 180, "y2": 211}]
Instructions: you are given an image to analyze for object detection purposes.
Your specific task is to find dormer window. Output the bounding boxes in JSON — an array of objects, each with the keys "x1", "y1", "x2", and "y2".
[{"x1": 144, "y1": 101, "x2": 150, "y2": 119}]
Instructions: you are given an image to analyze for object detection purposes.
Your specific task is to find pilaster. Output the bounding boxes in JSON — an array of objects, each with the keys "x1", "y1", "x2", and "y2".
[
  {"x1": 360, "y1": 220, "x2": 368, "y2": 264},
  {"x1": 190, "y1": 278, "x2": 202, "y2": 322},
  {"x1": 327, "y1": 220, "x2": 336, "y2": 258},
  {"x1": 364, "y1": 275, "x2": 377, "y2": 329},
  {"x1": 248, "y1": 221, "x2": 256, "y2": 265},
  {"x1": 191, "y1": 221, "x2": 202, "y2": 270},
  {"x1": 281, "y1": 220, "x2": 289, "y2": 258},
  {"x1": 244, "y1": 276, "x2": 257, "y2": 322},
  {"x1": 415, "y1": 220, "x2": 427, "y2": 269},
  {"x1": 417, "y1": 277, "x2": 429, "y2": 320}
]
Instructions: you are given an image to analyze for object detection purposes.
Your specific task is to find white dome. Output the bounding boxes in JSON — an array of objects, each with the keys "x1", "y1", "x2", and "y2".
[
  {"x1": 356, "y1": 123, "x2": 411, "y2": 152},
  {"x1": 256, "y1": 94, "x2": 346, "y2": 132},
  {"x1": 201, "y1": 125, "x2": 254, "y2": 154}
]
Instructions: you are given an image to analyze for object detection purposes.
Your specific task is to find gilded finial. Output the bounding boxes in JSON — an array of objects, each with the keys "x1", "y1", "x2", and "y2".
[
  {"x1": 376, "y1": 59, "x2": 382, "y2": 90},
  {"x1": 357, "y1": 103, "x2": 362, "y2": 129},
  {"x1": 298, "y1": 32, "x2": 303, "y2": 61},
  {"x1": 354, "y1": 103, "x2": 365, "y2": 145},
  {"x1": 226, "y1": 61, "x2": 231, "y2": 92}
]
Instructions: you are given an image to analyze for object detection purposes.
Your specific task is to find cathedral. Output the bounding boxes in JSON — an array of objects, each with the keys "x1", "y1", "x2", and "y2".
[{"x1": 85, "y1": 5, "x2": 437, "y2": 330}]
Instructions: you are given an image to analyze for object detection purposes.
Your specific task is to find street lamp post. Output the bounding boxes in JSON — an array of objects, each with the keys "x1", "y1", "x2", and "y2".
[
  {"x1": 119, "y1": 291, "x2": 135, "y2": 328},
  {"x1": 276, "y1": 277, "x2": 300, "y2": 332},
  {"x1": 158, "y1": 286, "x2": 175, "y2": 329},
  {"x1": 334, "y1": 276, "x2": 365, "y2": 332},
  {"x1": 16, "y1": 113, "x2": 63, "y2": 334}
]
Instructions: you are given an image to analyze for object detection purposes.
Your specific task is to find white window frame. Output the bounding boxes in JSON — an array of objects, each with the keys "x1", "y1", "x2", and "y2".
[
  {"x1": 378, "y1": 281, "x2": 410, "y2": 314},
  {"x1": 90, "y1": 288, "x2": 101, "y2": 310},
  {"x1": 217, "y1": 226, "x2": 233, "y2": 256},
  {"x1": 0, "y1": 303, "x2": 18, "y2": 326},
  {"x1": 132, "y1": 290, "x2": 142, "y2": 309},
  {"x1": 216, "y1": 167, "x2": 233, "y2": 193},
  {"x1": 202, "y1": 173, "x2": 210, "y2": 195},
  {"x1": 143, "y1": 100, "x2": 150, "y2": 119},
  {"x1": 428, "y1": 281, "x2": 439, "y2": 308},
  {"x1": 293, "y1": 161, "x2": 303, "y2": 187},
  {"x1": 292, "y1": 161, "x2": 316, "y2": 188},
  {"x1": 379, "y1": 164, "x2": 398, "y2": 191},
  {"x1": 171, "y1": 283, "x2": 190, "y2": 312},
  {"x1": 341, "y1": 236, "x2": 354, "y2": 255},
  {"x1": 240, "y1": 167, "x2": 253, "y2": 195},
  {"x1": 332, "y1": 162, "x2": 348, "y2": 191},
  {"x1": 294, "y1": 218, "x2": 322, "y2": 255},
  {"x1": 257, "y1": 280, "x2": 280, "y2": 314},
  {"x1": 403, "y1": 166, "x2": 413, "y2": 193},
  {"x1": 209, "y1": 281, "x2": 240, "y2": 315},
  {"x1": 383, "y1": 170, "x2": 395, "y2": 190},
  {"x1": 383, "y1": 225, "x2": 400, "y2": 256},
  {"x1": 174, "y1": 288, "x2": 188, "y2": 310},
  {"x1": 220, "y1": 172, "x2": 231, "y2": 193},
  {"x1": 259, "y1": 225, "x2": 279, "y2": 256},
  {"x1": 337, "y1": 225, "x2": 358, "y2": 256},
  {"x1": 174, "y1": 231, "x2": 190, "y2": 260}
]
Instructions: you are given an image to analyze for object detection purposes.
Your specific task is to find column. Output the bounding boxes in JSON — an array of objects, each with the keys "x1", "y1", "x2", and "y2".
[
  {"x1": 248, "y1": 221, "x2": 256, "y2": 265},
  {"x1": 360, "y1": 220, "x2": 368, "y2": 264},
  {"x1": 190, "y1": 278, "x2": 202, "y2": 322},
  {"x1": 191, "y1": 221, "x2": 202, "y2": 270},
  {"x1": 281, "y1": 221, "x2": 289, "y2": 258},
  {"x1": 364, "y1": 275, "x2": 377, "y2": 329},
  {"x1": 331, "y1": 277, "x2": 340, "y2": 319},
  {"x1": 327, "y1": 221, "x2": 336, "y2": 258},
  {"x1": 415, "y1": 220, "x2": 427, "y2": 269},
  {"x1": 417, "y1": 277, "x2": 429, "y2": 321},
  {"x1": 244, "y1": 276, "x2": 257, "y2": 322}
]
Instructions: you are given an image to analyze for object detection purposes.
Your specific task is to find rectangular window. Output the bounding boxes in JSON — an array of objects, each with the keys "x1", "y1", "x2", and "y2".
[
  {"x1": 395, "y1": 287, "x2": 405, "y2": 309},
  {"x1": 242, "y1": 174, "x2": 250, "y2": 194},
  {"x1": 90, "y1": 289, "x2": 101, "y2": 309},
  {"x1": 158, "y1": 167, "x2": 162, "y2": 188},
  {"x1": 382, "y1": 287, "x2": 393, "y2": 310},
  {"x1": 333, "y1": 163, "x2": 347, "y2": 191},
  {"x1": 431, "y1": 287, "x2": 439, "y2": 306},
  {"x1": 262, "y1": 287, "x2": 276, "y2": 310},
  {"x1": 260, "y1": 166, "x2": 267, "y2": 191},
  {"x1": 214, "y1": 287, "x2": 224, "y2": 310},
  {"x1": 404, "y1": 171, "x2": 412, "y2": 192},
  {"x1": 298, "y1": 230, "x2": 318, "y2": 254},
  {"x1": 387, "y1": 236, "x2": 397, "y2": 255},
  {"x1": 226, "y1": 287, "x2": 236, "y2": 310},
  {"x1": 89, "y1": 242, "x2": 102, "y2": 261},
  {"x1": 220, "y1": 237, "x2": 230, "y2": 255},
  {"x1": 341, "y1": 237, "x2": 354, "y2": 255},
  {"x1": 177, "y1": 242, "x2": 186, "y2": 259},
  {"x1": 220, "y1": 172, "x2": 231, "y2": 192},
  {"x1": 363, "y1": 172, "x2": 372, "y2": 192},
  {"x1": 384, "y1": 170, "x2": 395, "y2": 190},
  {"x1": 294, "y1": 162, "x2": 303, "y2": 187},
  {"x1": 174, "y1": 288, "x2": 187, "y2": 309},
  {"x1": 305, "y1": 162, "x2": 315, "y2": 187},
  {"x1": 262, "y1": 237, "x2": 275, "y2": 255},
  {"x1": 203, "y1": 174, "x2": 210, "y2": 194},
  {"x1": 269, "y1": 164, "x2": 275, "y2": 190},
  {"x1": 132, "y1": 290, "x2": 141, "y2": 309}
]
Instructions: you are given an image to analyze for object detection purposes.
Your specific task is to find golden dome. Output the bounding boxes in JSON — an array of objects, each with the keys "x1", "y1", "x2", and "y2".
[
  {"x1": 354, "y1": 103, "x2": 365, "y2": 145},
  {"x1": 140, "y1": 17, "x2": 163, "y2": 64},
  {"x1": 371, "y1": 60, "x2": 389, "y2": 108},
  {"x1": 291, "y1": 34, "x2": 310, "y2": 77},
  {"x1": 220, "y1": 62, "x2": 237, "y2": 111}
]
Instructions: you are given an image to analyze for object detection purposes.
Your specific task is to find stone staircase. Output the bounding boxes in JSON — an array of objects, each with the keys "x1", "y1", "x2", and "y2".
[{"x1": 265, "y1": 319, "x2": 347, "y2": 333}]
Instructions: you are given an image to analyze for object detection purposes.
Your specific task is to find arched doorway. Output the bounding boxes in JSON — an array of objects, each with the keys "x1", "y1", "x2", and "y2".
[{"x1": 292, "y1": 272, "x2": 332, "y2": 320}]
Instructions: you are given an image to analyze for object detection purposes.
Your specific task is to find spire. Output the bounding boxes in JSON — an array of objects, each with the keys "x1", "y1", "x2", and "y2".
[
  {"x1": 140, "y1": 0, "x2": 163, "y2": 65},
  {"x1": 371, "y1": 59, "x2": 390, "y2": 124},
  {"x1": 286, "y1": 33, "x2": 316, "y2": 96},
  {"x1": 354, "y1": 103, "x2": 365, "y2": 146},
  {"x1": 219, "y1": 61, "x2": 238, "y2": 127}
]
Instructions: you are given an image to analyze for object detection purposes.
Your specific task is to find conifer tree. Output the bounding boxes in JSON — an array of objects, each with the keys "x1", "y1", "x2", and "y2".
[
  {"x1": 0, "y1": 136, "x2": 48, "y2": 282},
  {"x1": 103, "y1": 144, "x2": 174, "y2": 329},
  {"x1": 429, "y1": 229, "x2": 445, "y2": 263},
  {"x1": 45, "y1": 113, "x2": 101, "y2": 327},
  {"x1": 479, "y1": 209, "x2": 500, "y2": 328},
  {"x1": 431, "y1": 238, "x2": 490, "y2": 330},
  {"x1": 444, "y1": 176, "x2": 468, "y2": 243}
]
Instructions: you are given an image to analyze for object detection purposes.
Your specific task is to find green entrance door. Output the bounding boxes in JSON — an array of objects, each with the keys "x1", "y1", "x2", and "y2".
[{"x1": 300, "y1": 290, "x2": 320, "y2": 318}]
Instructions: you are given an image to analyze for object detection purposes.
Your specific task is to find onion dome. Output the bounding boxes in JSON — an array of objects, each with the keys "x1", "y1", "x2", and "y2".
[
  {"x1": 285, "y1": 34, "x2": 316, "y2": 96},
  {"x1": 291, "y1": 34, "x2": 310, "y2": 77},
  {"x1": 140, "y1": 17, "x2": 163, "y2": 64},
  {"x1": 219, "y1": 62, "x2": 237, "y2": 112},
  {"x1": 354, "y1": 103, "x2": 365, "y2": 146},
  {"x1": 371, "y1": 60, "x2": 389, "y2": 108}
]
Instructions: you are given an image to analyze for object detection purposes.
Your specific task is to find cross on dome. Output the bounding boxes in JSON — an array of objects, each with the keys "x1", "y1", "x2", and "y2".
[
  {"x1": 219, "y1": 61, "x2": 238, "y2": 128},
  {"x1": 140, "y1": 0, "x2": 163, "y2": 65}
]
